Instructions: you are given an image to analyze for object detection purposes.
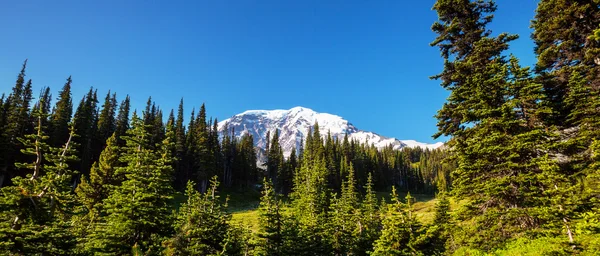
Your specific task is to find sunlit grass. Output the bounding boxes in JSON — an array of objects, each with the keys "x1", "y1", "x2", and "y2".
[{"x1": 227, "y1": 190, "x2": 457, "y2": 233}]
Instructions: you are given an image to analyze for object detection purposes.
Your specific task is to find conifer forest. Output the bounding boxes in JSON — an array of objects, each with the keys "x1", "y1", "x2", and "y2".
[{"x1": 1, "y1": 0, "x2": 599, "y2": 255}]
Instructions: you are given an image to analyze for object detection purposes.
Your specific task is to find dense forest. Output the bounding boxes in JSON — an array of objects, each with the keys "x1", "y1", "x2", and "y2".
[{"x1": 1, "y1": 0, "x2": 599, "y2": 255}]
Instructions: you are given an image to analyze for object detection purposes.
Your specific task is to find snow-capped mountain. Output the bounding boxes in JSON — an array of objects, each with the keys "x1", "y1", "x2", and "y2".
[{"x1": 217, "y1": 107, "x2": 443, "y2": 158}]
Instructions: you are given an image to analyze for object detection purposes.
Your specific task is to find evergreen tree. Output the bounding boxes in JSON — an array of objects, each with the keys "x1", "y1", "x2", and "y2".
[
  {"x1": 73, "y1": 88, "x2": 99, "y2": 179},
  {"x1": 431, "y1": 0, "x2": 558, "y2": 249},
  {"x1": 531, "y1": 1, "x2": 600, "y2": 247},
  {"x1": 164, "y1": 178, "x2": 233, "y2": 255},
  {"x1": 280, "y1": 147, "x2": 297, "y2": 195},
  {"x1": 1, "y1": 60, "x2": 34, "y2": 187},
  {"x1": 75, "y1": 133, "x2": 121, "y2": 224},
  {"x1": 328, "y1": 161, "x2": 359, "y2": 255},
  {"x1": 86, "y1": 113, "x2": 174, "y2": 254},
  {"x1": 267, "y1": 129, "x2": 283, "y2": 191},
  {"x1": 256, "y1": 178, "x2": 285, "y2": 256},
  {"x1": 426, "y1": 192, "x2": 451, "y2": 254},
  {"x1": 353, "y1": 172, "x2": 381, "y2": 255},
  {"x1": 174, "y1": 98, "x2": 187, "y2": 190},
  {"x1": 33, "y1": 87, "x2": 52, "y2": 120},
  {"x1": 194, "y1": 104, "x2": 211, "y2": 191},
  {"x1": 237, "y1": 133, "x2": 258, "y2": 188},
  {"x1": 95, "y1": 91, "x2": 117, "y2": 154},
  {"x1": 0, "y1": 102, "x2": 78, "y2": 254},
  {"x1": 371, "y1": 188, "x2": 421, "y2": 256},
  {"x1": 49, "y1": 76, "x2": 73, "y2": 148},
  {"x1": 114, "y1": 95, "x2": 130, "y2": 145},
  {"x1": 532, "y1": 0, "x2": 600, "y2": 124}
]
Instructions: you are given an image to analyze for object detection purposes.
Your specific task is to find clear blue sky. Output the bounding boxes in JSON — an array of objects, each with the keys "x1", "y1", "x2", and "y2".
[{"x1": 0, "y1": 0, "x2": 539, "y2": 143}]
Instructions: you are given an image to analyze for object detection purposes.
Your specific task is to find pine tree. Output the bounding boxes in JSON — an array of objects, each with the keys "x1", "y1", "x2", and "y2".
[
  {"x1": 73, "y1": 88, "x2": 99, "y2": 179},
  {"x1": 49, "y1": 76, "x2": 73, "y2": 148},
  {"x1": 371, "y1": 188, "x2": 421, "y2": 256},
  {"x1": 353, "y1": 172, "x2": 380, "y2": 255},
  {"x1": 0, "y1": 101, "x2": 78, "y2": 254},
  {"x1": 267, "y1": 129, "x2": 282, "y2": 191},
  {"x1": 289, "y1": 152, "x2": 332, "y2": 255},
  {"x1": 280, "y1": 147, "x2": 296, "y2": 195},
  {"x1": 328, "y1": 161, "x2": 359, "y2": 255},
  {"x1": 532, "y1": 0, "x2": 600, "y2": 124},
  {"x1": 164, "y1": 178, "x2": 233, "y2": 255},
  {"x1": 114, "y1": 95, "x2": 130, "y2": 145},
  {"x1": 174, "y1": 98, "x2": 187, "y2": 190},
  {"x1": 420, "y1": 192, "x2": 451, "y2": 255},
  {"x1": 1, "y1": 60, "x2": 34, "y2": 187},
  {"x1": 95, "y1": 91, "x2": 117, "y2": 153},
  {"x1": 531, "y1": 1, "x2": 600, "y2": 247},
  {"x1": 75, "y1": 133, "x2": 121, "y2": 223},
  {"x1": 238, "y1": 133, "x2": 258, "y2": 188},
  {"x1": 256, "y1": 178, "x2": 285, "y2": 256},
  {"x1": 431, "y1": 0, "x2": 558, "y2": 249},
  {"x1": 194, "y1": 104, "x2": 211, "y2": 191},
  {"x1": 33, "y1": 87, "x2": 52, "y2": 120},
  {"x1": 86, "y1": 113, "x2": 174, "y2": 254}
]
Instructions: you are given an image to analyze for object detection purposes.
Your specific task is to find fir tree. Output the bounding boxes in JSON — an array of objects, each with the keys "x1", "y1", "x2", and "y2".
[
  {"x1": 328, "y1": 161, "x2": 359, "y2": 255},
  {"x1": 75, "y1": 133, "x2": 121, "y2": 223},
  {"x1": 49, "y1": 76, "x2": 73, "y2": 148},
  {"x1": 431, "y1": 0, "x2": 558, "y2": 249},
  {"x1": 95, "y1": 91, "x2": 117, "y2": 153},
  {"x1": 256, "y1": 178, "x2": 285, "y2": 256},
  {"x1": 353, "y1": 172, "x2": 380, "y2": 255},
  {"x1": 1, "y1": 60, "x2": 34, "y2": 187},
  {"x1": 532, "y1": 0, "x2": 600, "y2": 123},
  {"x1": 114, "y1": 95, "x2": 130, "y2": 145},
  {"x1": 174, "y1": 98, "x2": 186, "y2": 190},
  {"x1": 164, "y1": 178, "x2": 232, "y2": 255},
  {"x1": 73, "y1": 88, "x2": 99, "y2": 179},
  {"x1": 0, "y1": 102, "x2": 78, "y2": 254},
  {"x1": 267, "y1": 129, "x2": 282, "y2": 191},
  {"x1": 371, "y1": 188, "x2": 421, "y2": 256},
  {"x1": 86, "y1": 113, "x2": 174, "y2": 254}
]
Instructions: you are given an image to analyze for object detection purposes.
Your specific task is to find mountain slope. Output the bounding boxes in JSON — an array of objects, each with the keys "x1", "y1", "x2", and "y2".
[{"x1": 217, "y1": 107, "x2": 443, "y2": 158}]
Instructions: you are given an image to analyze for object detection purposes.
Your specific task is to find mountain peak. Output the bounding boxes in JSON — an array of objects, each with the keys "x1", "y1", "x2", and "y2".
[{"x1": 218, "y1": 107, "x2": 443, "y2": 159}]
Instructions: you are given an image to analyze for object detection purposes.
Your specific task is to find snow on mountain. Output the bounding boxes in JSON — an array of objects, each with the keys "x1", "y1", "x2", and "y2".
[
  {"x1": 399, "y1": 140, "x2": 445, "y2": 150},
  {"x1": 217, "y1": 107, "x2": 443, "y2": 159}
]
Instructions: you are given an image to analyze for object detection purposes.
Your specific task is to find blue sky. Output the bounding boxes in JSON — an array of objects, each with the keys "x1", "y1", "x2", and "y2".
[{"x1": 0, "y1": 0, "x2": 539, "y2": 143}]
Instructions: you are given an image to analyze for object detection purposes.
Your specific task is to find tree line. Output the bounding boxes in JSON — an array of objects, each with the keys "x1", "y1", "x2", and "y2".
[
  {"x1": 1, "y1": 0, "x2": 598, "y2": 254},
  {"x1": 0, "y1": 61, "x2": 452, "y2": 254}
]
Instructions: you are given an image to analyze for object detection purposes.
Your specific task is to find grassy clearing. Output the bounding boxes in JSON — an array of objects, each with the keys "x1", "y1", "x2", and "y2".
[{"x1": 227, "y1": 190, "x2": 457, "y2": 232}]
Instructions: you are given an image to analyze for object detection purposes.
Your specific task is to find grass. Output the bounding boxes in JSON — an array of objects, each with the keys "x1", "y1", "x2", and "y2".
[
  {"x1": 226, "y1": 189, "x2": 459, "y2": 232},
  {"x1": 225, "y1": 187, "x2": 262, "y2": 232}
]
